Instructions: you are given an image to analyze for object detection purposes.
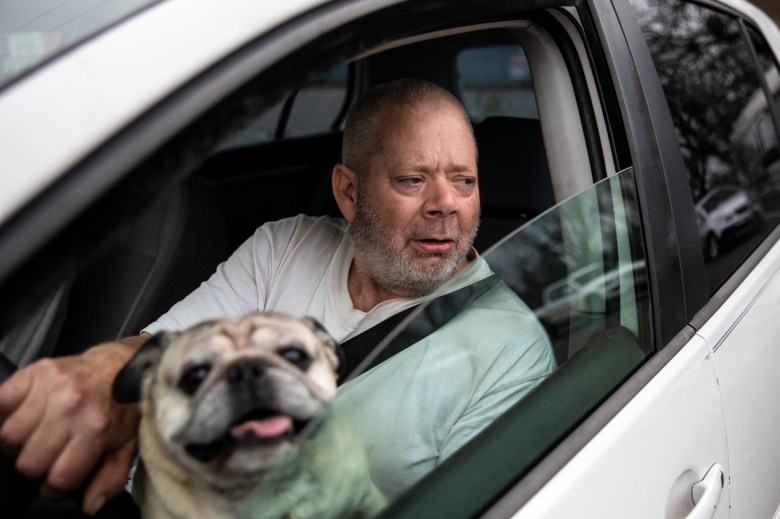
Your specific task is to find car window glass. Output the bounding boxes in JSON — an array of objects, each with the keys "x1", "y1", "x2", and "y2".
[
  {"x1": 629, "y1": 0, "x2": 780, "y2": 294},
  {"x1": 746, "y1": 24, "x2": 780, "y2": 214},
  {"x1": 239, "y1": 168, "x2": 651, "y2": 518},
  {"x1": 457, "y1": 45, "x2": 538, "y2": 122},
  {"x1": 286, "y1": 65, "x2": 348, "y2": 137},
  {"x1": 485, "y1": 167, "x2": 651, "y2": 362},
  {"x1": 0, "y1": 0, "x2": 157, "y2": 88},
  {"x1": 221, "y1": 65, "x2": 348, "y2": 148}
]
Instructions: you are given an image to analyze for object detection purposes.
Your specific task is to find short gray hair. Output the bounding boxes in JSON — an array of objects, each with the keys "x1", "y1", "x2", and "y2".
[{"x1": 342, "y1": 79, "x2": 475, "y2": 180}]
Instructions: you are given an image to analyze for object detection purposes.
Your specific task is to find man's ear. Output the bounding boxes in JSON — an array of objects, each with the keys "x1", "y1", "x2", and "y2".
[
  {"x1": 112, "y1": 331, "x2": 180, "y2": 404},
  {"x1": 332, "y1": 163, "x2": 358, "y2": 222}
]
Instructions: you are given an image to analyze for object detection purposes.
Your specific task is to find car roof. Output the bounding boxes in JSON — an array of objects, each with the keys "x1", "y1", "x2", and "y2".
[{"x1": 0, "y1": 0, "x2": 330, "y2": 226}]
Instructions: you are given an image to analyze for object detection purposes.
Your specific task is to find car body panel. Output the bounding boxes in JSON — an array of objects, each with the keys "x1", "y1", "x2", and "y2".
[
  {"x1": 698, "y1": 237, "x2": 780, "y2": 518},
  {"x1": 510, "y1": 332, "x2": 728, "y2": 518}
]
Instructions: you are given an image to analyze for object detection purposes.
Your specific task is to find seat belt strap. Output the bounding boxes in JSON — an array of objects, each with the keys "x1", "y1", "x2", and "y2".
[
  {"x1": 339, "y1": 274, "x2": 499, "y2": 382},
  {"x1": 338, "y1": 305, "x2": 416, "y2": 380}
]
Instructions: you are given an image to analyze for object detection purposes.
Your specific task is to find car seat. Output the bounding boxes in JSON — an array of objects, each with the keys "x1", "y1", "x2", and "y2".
[
  {"x1": 54, "y1": 175, "x2": 228, "y2": 355},
  {"x1": 473, "y1": 116, "x2": 556, "y2": 251}
]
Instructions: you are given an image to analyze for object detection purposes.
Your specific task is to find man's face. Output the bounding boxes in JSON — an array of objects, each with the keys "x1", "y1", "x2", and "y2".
[{"x1": 350, "y1": 102, "x2": 480, "y2": 297}]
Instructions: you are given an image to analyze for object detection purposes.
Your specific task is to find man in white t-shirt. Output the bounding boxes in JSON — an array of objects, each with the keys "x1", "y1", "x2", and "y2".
[
  {"x1": 0, "y1": 79, "x2": 554, "y2": 512},
  {"x1": 143, "y1": 212, "x2": 554, "y2": 497}
]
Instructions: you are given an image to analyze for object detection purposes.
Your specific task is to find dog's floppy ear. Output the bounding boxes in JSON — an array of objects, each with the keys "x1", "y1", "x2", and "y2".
[
  {"x1": 301, "y1": 317, "x2": 346, "y2": 379},
  {"x1": 112, "y1": 331, "x2": 180, "y2": 404}
]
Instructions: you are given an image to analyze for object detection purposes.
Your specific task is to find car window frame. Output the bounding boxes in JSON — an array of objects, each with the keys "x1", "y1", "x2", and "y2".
[
  {"x1": 587, "y1": 0, "x2": 709, "y2": 343},
  {"x1": 484, "y1": 0, "x2": 714, "y2": 513},
  {"x1": 629, "y1": 0, "x2": 780, "y2": 296},
  {"x1": 491, "y1": 1, "x2": 780, "y2": 514},
  {"x1": 618, "y1": 0, "x2": 780, "y2": 327}
]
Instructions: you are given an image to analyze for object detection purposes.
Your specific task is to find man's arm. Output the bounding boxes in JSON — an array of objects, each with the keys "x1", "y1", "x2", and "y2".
[
  {"x1": 437, "y1": 371, "x2": 551, "y2": 463},
  {"x1": 0, "y1": 333, "x2": 150, "y2": 515}
]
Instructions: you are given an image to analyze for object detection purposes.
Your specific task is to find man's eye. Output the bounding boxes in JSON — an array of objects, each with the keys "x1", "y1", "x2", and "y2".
[
  {"x1": 398, "y1": 177, "x2": 423, "y2": 185},
  {"x1": 278, "y1": 347, "x2": 312, "y2": 370},
  {"x1": 178, "y1": 364, "x2": 211, "y2": 395}
]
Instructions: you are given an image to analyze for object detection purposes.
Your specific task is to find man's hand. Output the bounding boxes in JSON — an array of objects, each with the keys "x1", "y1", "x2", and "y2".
[{"x1": 0, "y1": 335, "x2": 148, "y2": 515}]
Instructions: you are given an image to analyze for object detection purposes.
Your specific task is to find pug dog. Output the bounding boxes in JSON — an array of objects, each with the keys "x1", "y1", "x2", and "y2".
[{"x1": 113, "y1": 311, "x2": 385, "y2": 519}]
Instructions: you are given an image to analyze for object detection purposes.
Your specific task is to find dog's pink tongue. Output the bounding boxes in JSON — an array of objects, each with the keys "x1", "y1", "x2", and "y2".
[{"x1": 231, "y1": 416, "x2": 292, "y2": 439}]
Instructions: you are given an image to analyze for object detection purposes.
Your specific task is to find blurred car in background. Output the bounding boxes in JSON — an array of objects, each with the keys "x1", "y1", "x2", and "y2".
[{"x1": 696, "y1": 184, "x2": 761, "y2": 259}]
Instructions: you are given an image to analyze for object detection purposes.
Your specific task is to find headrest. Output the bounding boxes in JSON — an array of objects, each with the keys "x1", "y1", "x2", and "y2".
[{"x1": 474, "y1": 117, "x2": 555, "y2": 216}]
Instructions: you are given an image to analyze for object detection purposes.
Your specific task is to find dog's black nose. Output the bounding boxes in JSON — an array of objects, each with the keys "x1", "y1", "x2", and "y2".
[{"x1": 227, "y1": 360, "x2": 265, "y2": 384}]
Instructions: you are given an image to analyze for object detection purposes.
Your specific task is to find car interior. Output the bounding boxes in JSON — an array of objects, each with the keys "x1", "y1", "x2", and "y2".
[{"x1": 0, "y1": 6, "x2": 653, "y2": 518}]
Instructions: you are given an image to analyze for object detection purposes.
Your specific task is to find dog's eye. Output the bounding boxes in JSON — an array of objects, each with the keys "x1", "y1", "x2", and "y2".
[
  {"x1": 178, "y1": 364, "x2": 211, "y2": 395},
  {"x1": 278, "y1": 347, "x2": 312, "y2": 370}
]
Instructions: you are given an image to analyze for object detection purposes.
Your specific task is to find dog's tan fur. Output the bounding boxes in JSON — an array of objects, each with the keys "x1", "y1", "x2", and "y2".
[{"x1": 113, "y1": 312, "x2": 383, "y2": 519}]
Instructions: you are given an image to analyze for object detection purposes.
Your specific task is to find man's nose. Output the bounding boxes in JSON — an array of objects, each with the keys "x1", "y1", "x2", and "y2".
[{"x1": 424, "y1": 178, "x2": 457, "y2": 217}]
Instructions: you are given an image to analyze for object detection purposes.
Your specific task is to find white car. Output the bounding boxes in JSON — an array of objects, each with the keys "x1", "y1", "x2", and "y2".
[
  {"x1": 1, "y1": 0, "x2": 779, "y2": 518},
  {"x1": 696, "y1": 184, "x2": 761, "y2": 259}
]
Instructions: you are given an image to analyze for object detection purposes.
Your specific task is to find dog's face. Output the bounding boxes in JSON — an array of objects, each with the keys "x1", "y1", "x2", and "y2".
[{"x1": 113, "y1": 312, "x2": 341, "y2": 486}]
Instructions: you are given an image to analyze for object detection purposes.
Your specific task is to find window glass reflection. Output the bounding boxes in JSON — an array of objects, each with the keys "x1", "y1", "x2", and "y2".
[
  {"x1": 746, "y1": 25, "x2": 780, "y2": 220},
  {"x1": 629, "y1": 0, "x2": 780, "y2": 293},
  {"x1": 0, "y1": 0, "x2": 157, "y2": 87}
]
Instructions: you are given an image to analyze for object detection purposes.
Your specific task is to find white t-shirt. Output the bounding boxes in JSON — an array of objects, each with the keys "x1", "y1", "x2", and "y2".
[{"x1": 145, "y1": 214, "x2": 491, "y2": 340}]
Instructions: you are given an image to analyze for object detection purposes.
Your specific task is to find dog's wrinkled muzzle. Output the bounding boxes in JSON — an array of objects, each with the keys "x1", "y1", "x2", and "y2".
[
  {"x1": 184, "y1": 407, "x2": 309, "y2": 463},
  {"x1": 174, "y1": 360, "x2": 324, "y2": 463}
]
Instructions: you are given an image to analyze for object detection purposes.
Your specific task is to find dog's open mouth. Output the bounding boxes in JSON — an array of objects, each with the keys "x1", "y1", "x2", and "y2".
[
  {"x1": 185, "y1": 409, "x2": 309, "y2": 463},
  {"x1": 230, "y1": 414, "x2": 292, "y2": 440}
]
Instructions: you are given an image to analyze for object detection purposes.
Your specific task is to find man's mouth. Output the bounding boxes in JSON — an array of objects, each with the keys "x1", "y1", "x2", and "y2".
[
  {"x1": 412, "y1": 238, "x2": 455, "y2": 254},
  {"x1": 184, "y1": 409, "x2": 308, "y2": 463}
]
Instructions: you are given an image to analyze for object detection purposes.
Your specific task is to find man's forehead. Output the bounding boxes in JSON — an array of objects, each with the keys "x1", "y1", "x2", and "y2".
[
  {"x1": 385, "y1": 98, "x2": 467, "y2": 123},
  {"x1": 383, "y1": 109, "x2": 474, "y2": 150}
]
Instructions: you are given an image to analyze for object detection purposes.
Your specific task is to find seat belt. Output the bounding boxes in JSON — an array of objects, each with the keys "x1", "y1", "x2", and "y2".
[{"x1": 339, "y1": 274, "x2": 499, "y2": 382}]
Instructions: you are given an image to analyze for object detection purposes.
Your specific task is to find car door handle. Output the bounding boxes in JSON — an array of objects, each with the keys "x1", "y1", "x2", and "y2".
[{"x1": 686, "y1": 464, "x2": 725, "y2": 519}]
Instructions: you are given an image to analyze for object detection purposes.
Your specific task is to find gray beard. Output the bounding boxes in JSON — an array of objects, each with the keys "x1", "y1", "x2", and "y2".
[{"x1": 349, "y1": 193, "x2": 479, "y2": 298}]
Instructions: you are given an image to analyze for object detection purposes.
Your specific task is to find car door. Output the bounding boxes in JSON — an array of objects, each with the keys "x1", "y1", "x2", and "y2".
[
  {"x1": 699, "y1": 241, "x2": 780, "y2": 519},
  {"x1": 501, "y1": 1, "x2": 780, "y2": 517},
  {"x1": 627, "y1": 1, "x2": 780, "y2": 516},
  {"x1": 509, "y1": 334, "x2": 728, "y2": 518}
]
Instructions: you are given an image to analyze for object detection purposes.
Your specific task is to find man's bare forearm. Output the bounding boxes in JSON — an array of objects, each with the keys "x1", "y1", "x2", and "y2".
[
  {"x1": 81, "y1": 333, "x2": 151, "y2": 364},
  {"x1": 0, "y1": 331, "x2": 154, "y2": 514}
]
